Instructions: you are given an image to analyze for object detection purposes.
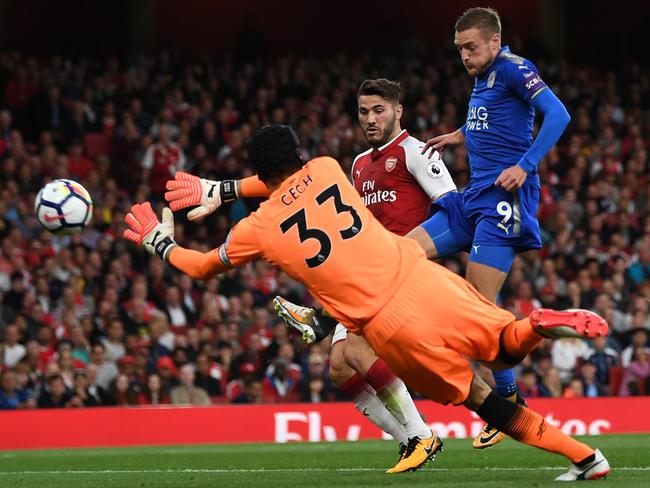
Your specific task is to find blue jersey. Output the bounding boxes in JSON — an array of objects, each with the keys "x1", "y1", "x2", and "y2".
[{"x1": 462, "y1": 46, "x2": 547, "y2": 186}]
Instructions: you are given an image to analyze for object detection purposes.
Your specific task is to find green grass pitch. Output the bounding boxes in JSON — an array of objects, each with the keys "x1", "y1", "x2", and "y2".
[{"x1": 0, "y1": 434, "x2": 648, "y2": 487}]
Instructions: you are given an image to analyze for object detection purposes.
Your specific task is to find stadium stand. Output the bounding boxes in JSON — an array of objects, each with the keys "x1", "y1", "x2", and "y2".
[{"x1": 0, "y1": 40, "x2": 648, "y2": 409}]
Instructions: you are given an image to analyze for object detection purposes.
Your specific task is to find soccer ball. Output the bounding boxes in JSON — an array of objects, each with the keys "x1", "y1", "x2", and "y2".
[{"x1": 35, "y1": 179, "x2": 93, "y2": 235}]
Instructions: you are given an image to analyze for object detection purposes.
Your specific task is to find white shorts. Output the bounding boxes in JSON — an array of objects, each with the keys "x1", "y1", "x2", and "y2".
[{"x1": 331, "y1": 323, "x2": 348, "y2": 348}]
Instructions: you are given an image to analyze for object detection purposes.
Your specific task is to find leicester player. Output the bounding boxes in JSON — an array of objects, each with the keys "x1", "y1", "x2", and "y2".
[
  {"x1": 412, "y1": 7, "x2": 572, "y2": 448},
  {"x1": 124, "y1": 125, "x2": 609, "y2": 480}
]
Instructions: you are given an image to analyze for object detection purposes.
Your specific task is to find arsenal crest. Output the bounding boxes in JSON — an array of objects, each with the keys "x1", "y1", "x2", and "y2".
[{"x1": 385, "y1": 156, "x2": 398, "y2": 172}]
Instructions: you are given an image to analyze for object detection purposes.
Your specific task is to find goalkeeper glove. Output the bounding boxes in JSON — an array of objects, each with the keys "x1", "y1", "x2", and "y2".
[
  {"x1": 123, "y1": 203, "x2": 176, "y2": 261},
  {"x1": 165, "y1": 172, "x2": 238, "y2": 221}
]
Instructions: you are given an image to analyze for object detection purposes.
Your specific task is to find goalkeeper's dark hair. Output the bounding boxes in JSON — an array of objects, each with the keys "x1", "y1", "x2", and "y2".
[
  {"x1": 245, "y1": 124, "x2": 303, "y2": 184},
  {"x1": 455, "y1": 7, "x2": 501, "y2": 37},
  {"x1": 357, "y1": 78, "x2": 401, "y2": 105}
]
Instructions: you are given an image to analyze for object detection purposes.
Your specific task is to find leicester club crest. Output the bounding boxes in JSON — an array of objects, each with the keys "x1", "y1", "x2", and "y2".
[
  {"x1": 487, "y1": 70, "x2": 496, "y2": 88},
  {"x1": 385, "y1": 156, "x2": 397, "y2": 172}
]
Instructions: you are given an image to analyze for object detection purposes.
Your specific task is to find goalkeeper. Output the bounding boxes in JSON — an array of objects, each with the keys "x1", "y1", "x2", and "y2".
[{"x1": 124, "y1": 125, "x2": 609, "y2": 481}]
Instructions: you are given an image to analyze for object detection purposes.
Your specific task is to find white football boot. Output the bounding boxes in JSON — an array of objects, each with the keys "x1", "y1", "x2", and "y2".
[{"x1": 555, "y1": 449, "x2": 610, "y2": 481}]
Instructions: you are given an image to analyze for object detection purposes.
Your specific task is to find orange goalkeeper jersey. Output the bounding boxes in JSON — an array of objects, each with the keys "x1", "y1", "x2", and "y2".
[{"x1": 218, "y1": 156, "x2": 426, "y2": 333}]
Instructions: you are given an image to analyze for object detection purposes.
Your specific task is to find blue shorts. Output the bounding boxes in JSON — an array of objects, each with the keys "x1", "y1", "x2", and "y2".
[{"x1": 421, "y1": 183, "x2": 542, "y2": 273}]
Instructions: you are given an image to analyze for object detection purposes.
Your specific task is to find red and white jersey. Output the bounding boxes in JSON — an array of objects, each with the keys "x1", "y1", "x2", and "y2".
[
  {"x1": 351, "y1": 130, "x2": 456, "y2": 236},
  {"x1": 142, "y1": 142, "x2": 186, "y2": 194}
]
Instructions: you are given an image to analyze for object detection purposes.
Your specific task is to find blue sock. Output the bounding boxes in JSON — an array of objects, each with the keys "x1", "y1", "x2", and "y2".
[{"x1": 492, "y1": 369, "x2": 517, "y2": 398}]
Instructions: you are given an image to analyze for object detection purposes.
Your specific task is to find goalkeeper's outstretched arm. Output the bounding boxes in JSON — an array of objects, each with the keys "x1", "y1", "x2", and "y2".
[
  {"x1": 164, "y1": 172, "x2": 271, "y2": 221},
  {"x1": 167, "y1": 247, "x2": 230, "y2": 280},
  {"x1": 236, "y1": 175, "x2": 271, "y2": 198},
  {"x1": 123, "y1": 201, "x2": 233, "y2": 281}
]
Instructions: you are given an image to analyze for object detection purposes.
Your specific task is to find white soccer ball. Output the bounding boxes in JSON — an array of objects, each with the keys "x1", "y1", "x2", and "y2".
[{"x1": 35, "y1": 179, "x2": 93, "y2": 235}]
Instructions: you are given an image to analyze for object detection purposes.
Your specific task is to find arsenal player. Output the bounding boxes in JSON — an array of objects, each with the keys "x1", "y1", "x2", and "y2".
[{"x1": 163, "y1": 79, "x2": 456, "y2": 470}]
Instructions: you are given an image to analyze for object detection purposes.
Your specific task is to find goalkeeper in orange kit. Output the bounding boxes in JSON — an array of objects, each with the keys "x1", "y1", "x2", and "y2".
[{"x1": 124, "y1": 125, "x2": 610, "y2": 480}]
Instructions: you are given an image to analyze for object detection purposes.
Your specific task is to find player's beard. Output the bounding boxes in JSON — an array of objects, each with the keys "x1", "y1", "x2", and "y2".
[{"x1": 366, "y1": 114, "x2": 397, "y2": 148}]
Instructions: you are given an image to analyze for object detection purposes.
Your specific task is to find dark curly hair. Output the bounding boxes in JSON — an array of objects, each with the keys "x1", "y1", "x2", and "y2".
[{"x1": 245, "y1": 124, "x2": 303, "y2": 184}]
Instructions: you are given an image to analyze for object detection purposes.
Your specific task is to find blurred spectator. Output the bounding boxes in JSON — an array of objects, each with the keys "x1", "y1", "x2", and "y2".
[
  {"x1": 233, "y1": 379, "x2": 263, "y2": 404},
  {"x1": 101, "y1": 318, "x2": 126, "y2": 362},
  {"x1": 37, "y1": 374, "x2": 72, "y2": 408},
  {"x1": 194, "y1": 354, "x2": 223, "y2": 397},
  {"x1": 57, "y1": 341, "x2": 81, "y2": 388},
  {"x1": 551, "y1": 338, "x2": 592, "y2": 382},
  {"x1": 89, "y1": 342, "x2": 118, "y2": 390},
  {"x1": 162, "y1": 286, "x2": 194, "y2": 333},
  {"x1": 4, "y1": 272, "x2": 26, "y2": 311},
  {"x1": 226, "y1": 362, "x2": 257, "y2": 402},
  {"x1": 539, "y1": 367, "x2": 563, "y2": 398},
  {"x1": 267, "y1": 343, "x2": 301, "y2": 381},
  {"x1": 262, "y1": 319, "x2": 291, "y2": 365},
  {"x1": 263, "y1": 357, "x2": 299, "y2": 403},
  {"x1": 588, "y1": 336, "x2": 619, "y2": 385},
  {"x1": 0, "y1": 369, "x2": 33, "y2": 409},
  {"x1": 2, "y1": 323, "x2": 25, "y2": 367},
  {"x1": 138, "y1": 373, "x2": 170, "y2": 405},
  {"x1": 68, "y1": 141, "x2": 94, "y2": 181},
  {"x1": 628, "y1": 246, "x2": 650, "y2": 285},
  {"x1": 619, "y1": 347, "x2": 650, "y2": 396},
  {"x1": 147, "y1": 312, "x2": 175, "y2": 367},
  {"x1": 108, "y1": 373, "x2": 138, "y2": 406},
  {"x1": 116, "y1": 354, "x2": 141, "y2": 389},
  {"x1": 578, "y1": 361, "x2": 607, "y2": 397},
  {"x1": 517, "y1": 366, "x2": 545, "y2": 398},
  {"x1": 141, "y1": 124, "x2": 185, "y2": 196},
  {"x1": 562, "y1": 377, "x2": 585, "y2": 398},
  {"x1": 621, "y1": 329, "x2": 650, "y2": 367},
  {"x1": 155, "y1": 356, "x2": 179, "y2": 394},
  {"x1": 170, "y1": 364, "x2": 210, "y2": 406},
  {"x1": 70, "y1": 323, "x2": 91, "y2": 364},
  {"x1": 85, "y1": 363, "x2": 109, "y2": 404},
  {"x1": 69, "y1": 369, "x2": 102, "y2": 407},
  {"x1": 34, "y1": 85, "x2": 68, "y2": 137},
  {"x1": 299, "y1": 352, "x2": 332, "y2": 403},
  {"x1": 242, "y1": 307, "x2": 273, "y2": 350},
  {"x1": 510, "y1": 282, "x2": 541, "y2": 318}
]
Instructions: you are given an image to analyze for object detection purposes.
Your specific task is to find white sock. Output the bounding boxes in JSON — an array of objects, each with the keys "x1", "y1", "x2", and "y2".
[
  {"x1": 375, "y1": 378, "x2": 432, "y2": 439},
  {"x1": 353, "y1": 384, "x2": 408, "y2": 444}
]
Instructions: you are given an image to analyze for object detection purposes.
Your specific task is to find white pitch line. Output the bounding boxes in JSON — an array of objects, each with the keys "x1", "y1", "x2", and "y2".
[{"x1": 0, "y1": 467, "x2": 648, "y2": 475}]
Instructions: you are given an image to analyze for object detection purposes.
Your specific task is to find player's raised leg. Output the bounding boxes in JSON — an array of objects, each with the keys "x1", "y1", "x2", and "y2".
[
  {"x1": 329, "y1": 331, "x2": 409, "y2": 450},
  {"x1": 362, "y1": 268, "x2": 610, "y2": 480},
  {"x1": 473, "y1": 308, "x2": 610, "y2": 480},
  {"x1": 406, "y1": 208, "x2": 457, "y2": 261},
  {"x1": 465, "y1": 375, "x2": 609, "y2": 481}
]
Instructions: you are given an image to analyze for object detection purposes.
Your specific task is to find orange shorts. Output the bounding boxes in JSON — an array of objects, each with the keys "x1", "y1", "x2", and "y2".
[{"x1": 363, "y1": 259, "x2": 515, "y2": 406}]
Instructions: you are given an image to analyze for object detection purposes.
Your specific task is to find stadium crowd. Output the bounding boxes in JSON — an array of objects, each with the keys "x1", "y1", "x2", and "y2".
[{"x1": 0, "y1": 38, "x2": 649, "y2": 409}]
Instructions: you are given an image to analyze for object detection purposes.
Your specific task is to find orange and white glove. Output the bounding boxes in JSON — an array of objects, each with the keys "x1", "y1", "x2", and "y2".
[
  {"x1": 165, "y1": 172, "x2": 238, "y2": 221},
  {"x1": 123, "y1": 203, "x2": 176, "y2": 261}
]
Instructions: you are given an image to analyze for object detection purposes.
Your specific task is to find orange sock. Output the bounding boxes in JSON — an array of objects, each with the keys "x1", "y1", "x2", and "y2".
[
  {"x1": 505, "y1": 405, "x2": 594, "y2": 463},
  {"x1": 501, "y1": 318, "x2": 543, "y2": 359}
]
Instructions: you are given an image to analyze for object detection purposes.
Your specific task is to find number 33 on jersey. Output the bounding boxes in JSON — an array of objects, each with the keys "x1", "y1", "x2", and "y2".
[{"x1": 216, "y1": 156, "x2": 427, "y2": 329}]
